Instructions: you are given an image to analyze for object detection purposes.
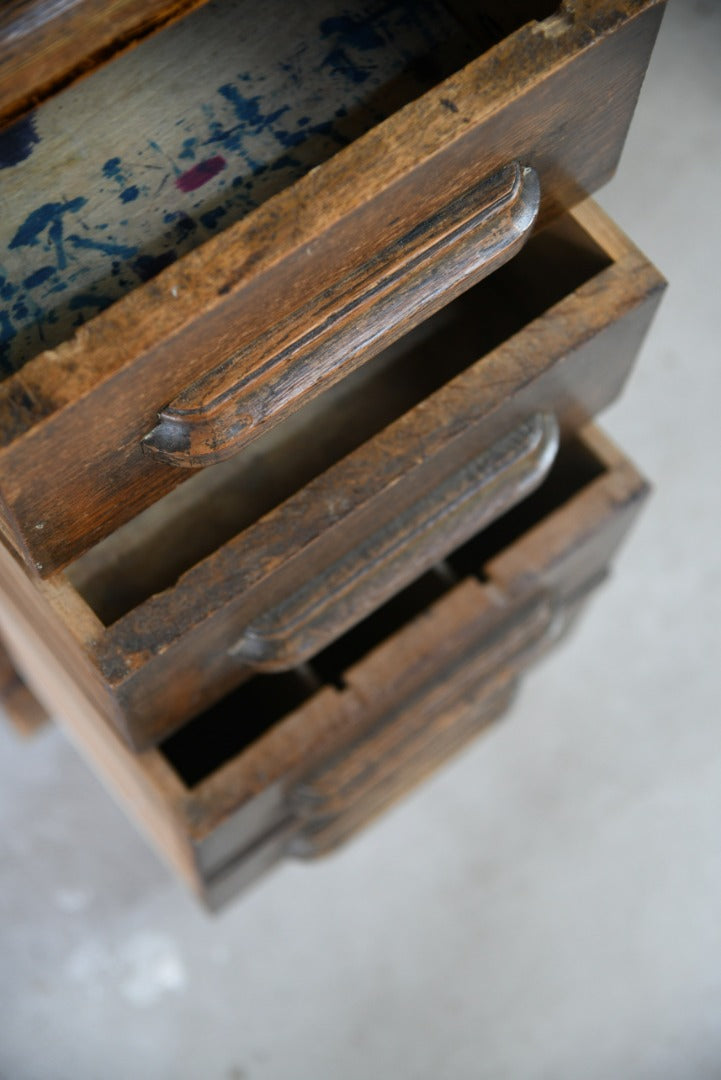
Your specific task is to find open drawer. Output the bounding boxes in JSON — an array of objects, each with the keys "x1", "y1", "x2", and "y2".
[
  {"x1": 0, "y1": 0, "x2": 665, "y2": 575},
  {"x1": 0, "y1": 425, "x2": 649, "y2": 908},
  {"x1": 0, "y1": 201, "x2": 664, "y2": 749}
]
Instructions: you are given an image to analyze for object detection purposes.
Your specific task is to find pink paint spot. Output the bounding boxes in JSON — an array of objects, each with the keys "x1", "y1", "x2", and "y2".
[{"x1": 175, "y1": 155, "x2": 226, "y2": 193}]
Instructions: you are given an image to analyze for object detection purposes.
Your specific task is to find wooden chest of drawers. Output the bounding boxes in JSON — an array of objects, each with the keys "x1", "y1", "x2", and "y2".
[
  {"x1": 0, "y1": 0, "x2": 666, "y2": 907},
  {"x1": 0, "y1": 426, "x2": 649, "y2": 906}
]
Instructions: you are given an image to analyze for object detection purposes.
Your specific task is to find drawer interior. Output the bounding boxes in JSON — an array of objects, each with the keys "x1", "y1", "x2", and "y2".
[
  {"x1": 65, "y1": 213, "x2": 611, "y2": 626},
  {"x1": 0, "y1": 0, "x2": 561, "y2": 376},
  {"x1": 159, "y1": 431, "x2": 605, "y2": 789}
]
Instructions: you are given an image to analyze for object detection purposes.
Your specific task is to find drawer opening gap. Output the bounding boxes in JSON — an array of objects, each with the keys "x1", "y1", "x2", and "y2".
[
  {"x1": 159, "y1": 436, "x2": 606, "y2": 789},
  {"x1": 448, "y1": 434, "x2": 607, "y2": 578},
  {"x1": 66, "y1": 215, "x2": 611, "y2": 627}
]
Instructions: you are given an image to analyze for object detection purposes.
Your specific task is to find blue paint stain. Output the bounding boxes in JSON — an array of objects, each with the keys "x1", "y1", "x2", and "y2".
[
  {"x1": 162, "y1": 211, "x2": 197, "y2": 242},
  {"x1": 0, "y1": 311, "x2": 17, "y2": 369},
  {"x1": 102, "y1": 157, "x2": 123, "y2": 180},
  {"x1": 9, "y1": 197, "x2": 87, "y2": 249},
  {"x1": 66, "y1": 234, "x2": 138, "y2": 259},
  {"x1": 171, "y1": 214, "x2": 197, "y2": 242},
  {"x1": 321, "y1": 13, "x2": 386, "y2": 51},
  {"x1": 12, "y1": 298, "x2": 30, "y2": 320},
  {"x1": 0, "y1": 276, "x2": 17, "y2": 301},
  {"x1": 0, "y1": 113, "x2": 40, "y2": 170},
  {"x1": 120, "y1": 185, "x2": 140, "y2": 203},
  {"x1": 69, "y1": 293, "x2": 115, "y2": 311},
  {"x1": 272, "y1": 129, "x2": 307, "y2": 149},
  {"x1": 200, "y1": 206, "x2": 228, "y2": 229},
  {"x1": 178, "y1": 137, "x2": 198, "y2": 161},
  {"x1": 132, "y1": 251, "x2": 177, "y2": 282},
  {"x1": 320, "y1": 14, "x2": 385, "y2": 84},
  {"x1": 22, "y1": 265, "x2": 55, "y2": 289},
  {"x1": 9, "y1": 197, "x2": 87, "y2": 271},
  {"x1": 209, "y1": 85, "x2": 292, "y2": 159},
  {"x1": 270, "y1": 153, "x2": 302, "y2": 172}
]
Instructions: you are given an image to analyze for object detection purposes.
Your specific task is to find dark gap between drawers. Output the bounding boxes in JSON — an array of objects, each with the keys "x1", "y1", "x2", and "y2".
[
  {"x1": 160, "y1": 433, "x2": 604, "y2": 788},
  {"x1": 448, "y1": 434, "x2": 606, "y2": 580},
  {"x1": 442, "y1": 1, "x2": 561, "y2": 45},
  {"x1": 67, "y1": 215, "x2": 611, "y2": 627}
]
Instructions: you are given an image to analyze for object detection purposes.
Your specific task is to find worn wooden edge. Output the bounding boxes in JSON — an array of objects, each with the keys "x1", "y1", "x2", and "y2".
[
  {"x1": 178, "y1": 576, "x2": 515, "y2": 844},
  {"x1": 140, "y1": 163, "x2": 541, "y2": 467},
  {"x1": 0, "y1": 0, "x2": 666, "y2": 449},
  {"x1": 487, "y1": 425, "x2": 651, "y2": 600},
  {"x1": 0, "y1": 0, "x2": 213, "y2": 131},
  {"x1": 289, "y1": 673, "x2": 519, "y2": 860},
  {"x1": 177, "y1": 422, "x2": 651, "y2": 846},
  {"x1": 96, "y1": 201, "x2": 664, "y2": 674},
  {"x1": 289, "y1": 599, "x2": 552, "y2": 819},
  {"x1": 229, "y1": 413, "x2": 558, "y2": 671}
]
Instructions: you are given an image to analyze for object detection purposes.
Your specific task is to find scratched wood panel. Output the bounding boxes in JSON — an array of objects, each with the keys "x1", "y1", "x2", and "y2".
[{"x1": 0, "y1": 0, "x2": 468, "y2": 375}]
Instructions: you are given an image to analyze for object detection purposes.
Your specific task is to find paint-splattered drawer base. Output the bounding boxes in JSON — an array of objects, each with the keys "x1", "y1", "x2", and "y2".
[{"x1": 0, "y1": 0, "x2": 665, "y2": 576}]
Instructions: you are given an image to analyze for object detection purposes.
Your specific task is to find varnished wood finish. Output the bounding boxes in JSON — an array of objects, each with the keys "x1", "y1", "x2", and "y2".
[
  {"x1": 0, "y1": 426, "x2": 650, "y2": 907},
  {"x1": 0, "y1": 0, "x2": 212, "y2": 130},
  {"x1": 142, "y1": 164, "x2": 540, "y2": 467},
  {"x1": 0, "y1": 202, "x2": 665, "y2": 749},
  {"x1": 229, "y1": 414, "x2": 559, "y2": 671},
  {"x1": 0, "y1": 0, "x2": 665, "y2": 575}
]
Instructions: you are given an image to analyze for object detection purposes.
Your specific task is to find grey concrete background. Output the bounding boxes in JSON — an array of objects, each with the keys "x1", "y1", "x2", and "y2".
[{"x1": 1, "y1": 2, "x2": 720, "y2": 1077}]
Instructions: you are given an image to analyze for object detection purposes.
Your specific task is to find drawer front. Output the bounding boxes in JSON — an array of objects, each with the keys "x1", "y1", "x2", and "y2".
[
  {"x1": 291, "y1": 676, "x2": 519, "y2": 861},
  {"x1": 0, "y1": 202, "x2": 664, "y2": 750},
  {"x1": 0, "y1": 0, "x2": 665, "y2": 575},
  {"x1": 0, "y1": 425, "x2": 650, "y2": 906}
]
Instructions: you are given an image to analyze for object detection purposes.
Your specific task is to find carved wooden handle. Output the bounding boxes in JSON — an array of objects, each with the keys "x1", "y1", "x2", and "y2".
[
  {"x1": 142, "y1": 162, "x2": 540, "y2": 467},
  {"x1": 229, "y1": 413, "x2": 559, "y2": 672}
]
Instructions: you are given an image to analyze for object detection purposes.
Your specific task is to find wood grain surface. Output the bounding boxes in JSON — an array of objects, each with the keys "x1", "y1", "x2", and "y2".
[
  {"x1": 0, "y1": 201, "x2": 664, "y2": 750},
  {"x1": 0, "y1": 0, "x2": 665, "y2": 575}
]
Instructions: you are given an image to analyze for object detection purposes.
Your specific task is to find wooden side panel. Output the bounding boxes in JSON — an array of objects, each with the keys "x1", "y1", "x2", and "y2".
[
  {"x1": 0, "y1": 635, "x2": 48, "y2": 735},
  {"x1": 0, "y1": 590, "x2": 197, "y2": 895}
]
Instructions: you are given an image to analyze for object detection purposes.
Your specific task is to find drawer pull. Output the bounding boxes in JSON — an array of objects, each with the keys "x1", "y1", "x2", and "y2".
[
  {"x1": 230, "y1": 412, "x2": 559, "y2": 671},
  {"x1": 142, "y1": 162, "x2": 540, "y2": 468}
]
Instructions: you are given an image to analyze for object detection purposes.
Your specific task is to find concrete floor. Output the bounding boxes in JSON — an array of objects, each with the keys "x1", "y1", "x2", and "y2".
[{"x1": 1, "y1": 3, "x2": 720, "y2": 1077}]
